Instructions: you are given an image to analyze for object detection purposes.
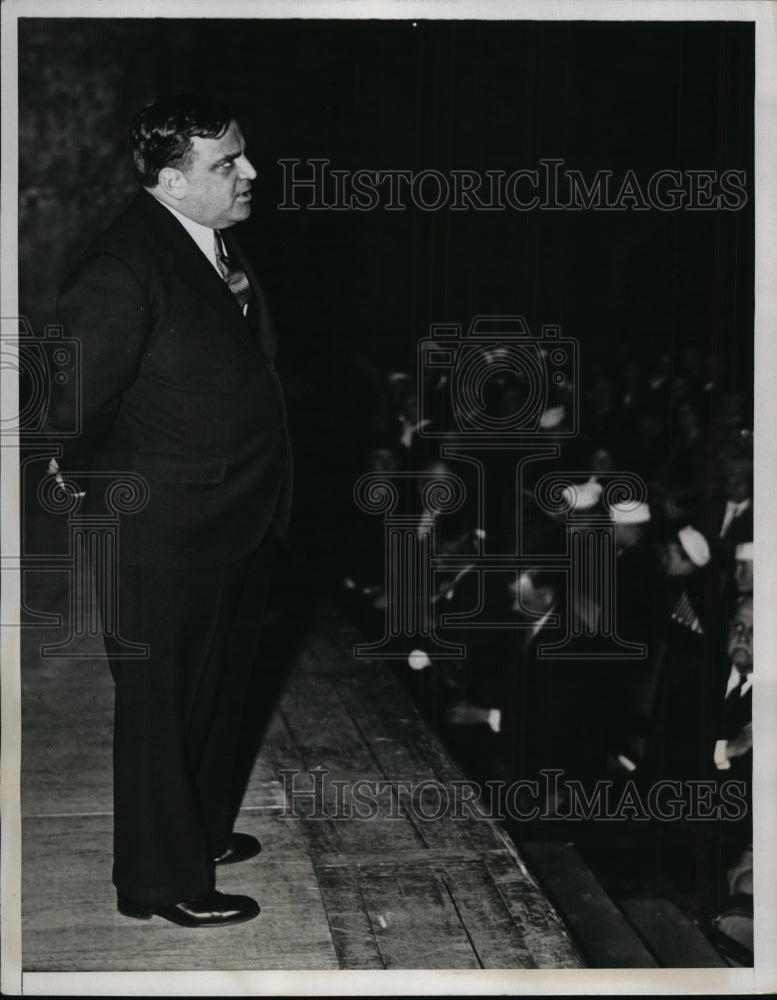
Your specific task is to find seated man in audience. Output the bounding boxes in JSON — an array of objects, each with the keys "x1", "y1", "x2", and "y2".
[
  {"x1": 711, "y1": 456, "x2": 753, "y2": 557},
  {"x1": 446, "y1": 568, "x2": 599, "y2": 811},
  {"x1": 713, "y1": 594, "x2": 753, "y2": 784},
  {"x1": 733, "y1": 541, "x2": 753, "y2": 596},
  {"x1": 642, "y1": 524, "x2": 717, "y2": 783},
  {"x1": 712, "y1": 843, "x2": 753, "y2": 963}
]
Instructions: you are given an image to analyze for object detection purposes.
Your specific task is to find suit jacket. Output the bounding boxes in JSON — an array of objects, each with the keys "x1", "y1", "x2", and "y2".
[
  {"x1": 46, "y1": 189, "x2": 292, "y2": 569},
  {"x1": 497, "y1": 599, "x2": 601, "y2": 784},
  {"x1": 720, "y1": 672, "x2": 752, "y2": 743},
  {"x1": 706, "y1": 495, "x2": 753, "y2": 557}
]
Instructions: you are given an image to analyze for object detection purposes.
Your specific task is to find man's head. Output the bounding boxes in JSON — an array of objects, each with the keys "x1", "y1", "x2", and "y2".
[
  {"x1": 131, "y1": 94, "x2": 257, "y2": 229},
  {"x1": 609, "y1": 500, "x2": 651, "y2": 551},
  {"x1": 734, "y1": 542, "x2": 754, "y2": 594},
  {"x1": 660, "y1": 525, "x2": 711, "y2": 577},
  {"x1": 723, "y1": 456, "x2": 753, "y2": 504},
  {"x1": 727, "y1": 595, "x2": 753, "y2": 673}
]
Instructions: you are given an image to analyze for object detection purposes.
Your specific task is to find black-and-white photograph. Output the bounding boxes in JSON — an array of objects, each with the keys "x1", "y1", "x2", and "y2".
[{"x1": 1, "y1": 0, "x2": 775, "y2": 994}]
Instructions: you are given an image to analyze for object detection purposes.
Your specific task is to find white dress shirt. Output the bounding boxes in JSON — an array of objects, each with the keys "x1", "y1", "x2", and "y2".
[
  {"x1": 719, "y1": 498, "x2": 751, "y2": 539},
  {"x1": 714, "y1": 665, "x2": 753, "y2": 770},
  {"x1": 156, "y1": 198, "x2": 221, "y2": 273},
  {"x1": 724, "y1": 664, "x2": 753, "y2": 699}
]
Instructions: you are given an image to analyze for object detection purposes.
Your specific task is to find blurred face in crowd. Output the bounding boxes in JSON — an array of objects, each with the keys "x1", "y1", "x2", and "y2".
[
  {"x1": 614, "y1": 521, "x2": 645, "y2": 551},
  {"x1": 402, "y1": 393, "x2": 420, "y2": 423},
  {"x1": 660, "y1": 540, "x2": 695, "y2": 577},
  {"x1": 509, "y1": 572, "x2": 555, "y2": 618},
  {"x1": 670, "y1": 376, "x2": 689, "y2": 405},
  {"x1": 734, "y1": 556, "x2": 753, "y2": 595},
  {"x1": 369, "y1": 448, "x2": 396, "y2": 472},
  {"x1": 678, "y1": 403, "x2": 699, "y2": 439},
  {"x1": 724, "y1": 460, "x2": 752, "y2": 503},
  {"x1": 592, "y1": 378, "x2": 614, "y2": 412},
  {"x1": 727, "y1": 597, "x2": 753, "y2": 672},
  {"x1": 720, "y1": 390, "x2": 745, "y2": 428}
]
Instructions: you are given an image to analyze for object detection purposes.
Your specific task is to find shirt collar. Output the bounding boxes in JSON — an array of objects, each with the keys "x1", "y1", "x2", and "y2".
[
  {"x1": 726, "y1": 498, "x2": 752, "y2": 517},
  {"x1": 154, "y1": 197, "x2": 220, "y2": 272},
  {"x1": 726, "y1": 664, "x2": 753, "y2": 698},
  {"x1": 531, "y1": 606, "x2": 555, "y2": 639}
]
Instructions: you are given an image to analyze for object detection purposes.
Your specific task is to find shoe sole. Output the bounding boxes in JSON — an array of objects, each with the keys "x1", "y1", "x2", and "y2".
[
  {"x1": 214, "y1": 846, "x2": 262, "y2": 865},
  {"x1": 118, "y1": 900, "x2": 260, "y2": 927}
]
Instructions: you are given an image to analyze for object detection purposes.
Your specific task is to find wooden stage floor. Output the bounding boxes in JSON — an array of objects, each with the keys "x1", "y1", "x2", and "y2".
[{"x1": 20, "y1": 580, "x2": 582, "y2": 973}]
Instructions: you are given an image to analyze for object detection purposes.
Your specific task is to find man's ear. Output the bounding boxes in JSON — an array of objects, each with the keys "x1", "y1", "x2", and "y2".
[{"x1": 157, "y1": 166, "x2": 187, "y2": 202}]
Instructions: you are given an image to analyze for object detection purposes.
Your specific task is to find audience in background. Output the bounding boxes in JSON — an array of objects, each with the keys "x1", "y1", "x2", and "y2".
[{"x1": 335, "y1": 337, "x2": 753, "y2": 934}]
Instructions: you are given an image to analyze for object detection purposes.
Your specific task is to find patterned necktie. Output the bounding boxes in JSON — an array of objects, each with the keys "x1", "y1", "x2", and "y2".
[
  {"x1": 214, "y1": 230, "x2": 251, "y2": 311},
  {"x1": 670, "y1": 590, "x2": 704, "y2": 635}
]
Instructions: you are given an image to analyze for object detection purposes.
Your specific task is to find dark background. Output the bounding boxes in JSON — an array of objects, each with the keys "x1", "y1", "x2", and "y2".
[{"x1": 18, "y1": 17, "x2": 754, "y2": 556}]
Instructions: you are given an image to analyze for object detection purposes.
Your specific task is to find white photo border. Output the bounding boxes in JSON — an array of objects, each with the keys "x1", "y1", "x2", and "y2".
[{"x1": 2, "y1": 0, "x2": 774, "y2": 995}]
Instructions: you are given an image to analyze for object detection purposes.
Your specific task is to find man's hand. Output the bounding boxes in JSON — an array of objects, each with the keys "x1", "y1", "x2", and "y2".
[
  {"x1": 726, "y1": 722, "x2": 753, "y2": 760},
  {"x1": 726, "y1": 845, "x2": 754, "y2": 896},
  {"x1": 445, "y1": 701, "x2": 500, "y2": 732}
]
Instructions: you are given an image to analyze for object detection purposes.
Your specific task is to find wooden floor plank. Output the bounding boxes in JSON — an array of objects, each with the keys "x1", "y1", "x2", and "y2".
[
  {"x1": 619, "y1": 897, "x2": 728, "y2": 968},
  {"x1": 278, "y1": 668, "x2": 426, "y2": 858},
  {"x1": 20, "y1": 572, "x2": 584, "y2": 971},
  {"x1": 332, "y1": 666, "x2": 511, "y2": 858},
  {"x1": 240, "y1": 712, "x2": 308, "y2": 810},
  {"x1": 357, "y1": 867, "x2": 481, "y2": 969},
  {"x1": 440, "y1": 860, "x2": 538, "y2": 969},
  {"x1": 520, "y1": 841, "x2": 658, "y2": 968},
  {"x1": 21, "y1": 652, "x2": 114, "y2": 817},
  {"x1": 22, "y1": 812, "x2": 338, "y2": 971},
  {"x1": 482, "y1": 850, "x2": 584, "y2": 969},
  {"x1": 315, "y1": 868, "x2": 385, "y2": 969}
]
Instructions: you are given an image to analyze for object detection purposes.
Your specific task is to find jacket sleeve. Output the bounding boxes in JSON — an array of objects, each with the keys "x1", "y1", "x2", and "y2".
[{"x1": 46, "y1": 251, "x2": 151, "y2": 471}]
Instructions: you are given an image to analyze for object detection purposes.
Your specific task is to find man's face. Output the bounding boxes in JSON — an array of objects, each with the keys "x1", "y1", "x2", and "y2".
[
  {"x1": 727, "y1": 598, "x2": 753, "y2": 672},
  {"x1": 509, "y1": 573, "x2": 554, "y2": 617},
  {"x1": 178, "y1": 120, "x2": 257, "y2": 229},
  {"x1": 660, "y1": 540, "x2": 694, "y2": 577},
  {"x1": 724, "y1": 462, "x2": 752, "y2": 504},
  {"x1": 734, "y1": 557, "x2": 754, "y2": 595}
]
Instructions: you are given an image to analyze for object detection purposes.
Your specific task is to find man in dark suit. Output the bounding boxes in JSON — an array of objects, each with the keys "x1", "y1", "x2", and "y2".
[
  {"x1": 714, "y1": 595, "x2": 753, "y2": 785},
  {"x1": 45, "y1": 95, "x2": 291, "y2": 927}
]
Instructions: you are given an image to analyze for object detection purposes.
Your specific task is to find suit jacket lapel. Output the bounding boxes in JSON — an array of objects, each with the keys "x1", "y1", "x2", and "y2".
[{"x1": 133, "y1": 190, "x2": 269, "y2": 360}]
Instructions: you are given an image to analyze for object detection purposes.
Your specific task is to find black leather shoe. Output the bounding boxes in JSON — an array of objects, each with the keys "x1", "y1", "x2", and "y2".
[
  {"x1": 213, "y1": 832, "x2": 262, "y2": 865},
  {"x1": 117, "y1": 889, "x2": 260, "y2": 927}
]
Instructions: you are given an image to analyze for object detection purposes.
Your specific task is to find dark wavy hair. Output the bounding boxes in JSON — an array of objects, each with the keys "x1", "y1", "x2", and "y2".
[{"x1": 130, "y1": 94, "x2": 233, "y2": 187}]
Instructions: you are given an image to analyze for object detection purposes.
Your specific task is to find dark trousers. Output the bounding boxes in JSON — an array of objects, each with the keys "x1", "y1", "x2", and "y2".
[{"x1": 103, "y1": 531, "x2": 276, "y2": 906}]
